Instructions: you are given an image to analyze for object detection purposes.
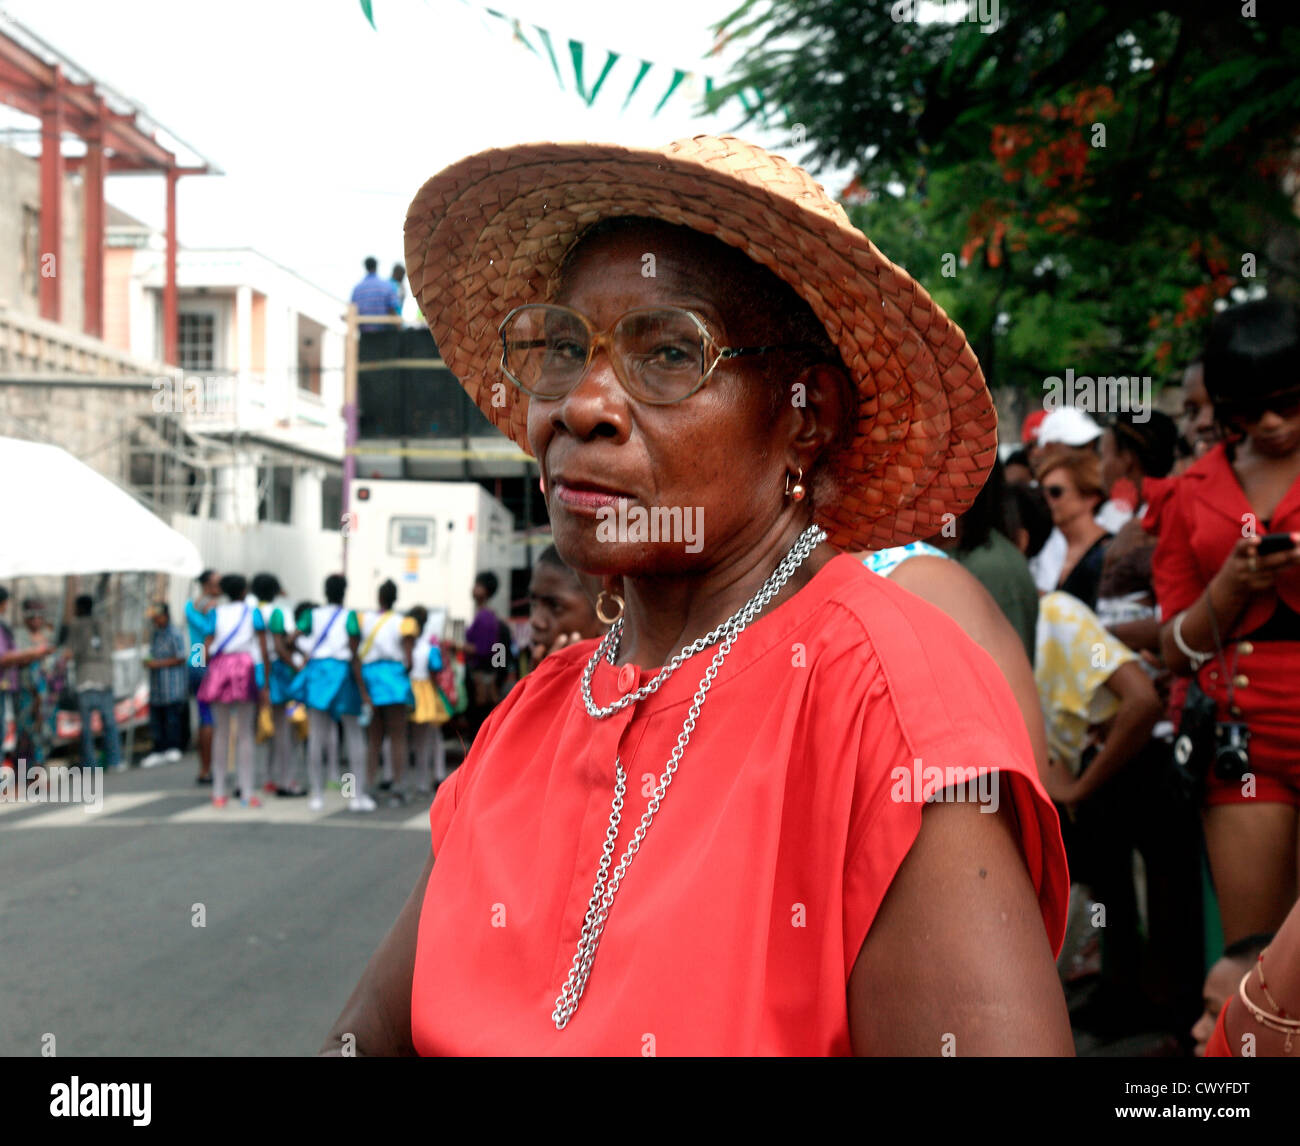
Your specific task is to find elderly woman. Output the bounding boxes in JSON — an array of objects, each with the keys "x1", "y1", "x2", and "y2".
[{"x1": 323, "y1": 136, "x2": 1071, "y2": 1056}]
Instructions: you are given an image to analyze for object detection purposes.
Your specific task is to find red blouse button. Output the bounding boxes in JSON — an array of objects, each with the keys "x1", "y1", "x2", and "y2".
[{"x1": 617, "y1": 664, "x2": 637, "y2": 693}]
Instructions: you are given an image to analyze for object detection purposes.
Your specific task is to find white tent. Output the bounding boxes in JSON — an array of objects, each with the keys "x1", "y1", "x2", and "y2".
[{"x1": 0, "y1": 436, "x2": 202, "y2": 578}]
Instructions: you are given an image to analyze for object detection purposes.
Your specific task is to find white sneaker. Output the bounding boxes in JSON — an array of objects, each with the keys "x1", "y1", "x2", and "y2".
[
  {"x1": 163, "y1": 748, "x2": 183, "y2": 763},
  {"x1": 308, "y1": 795, "x2": 325, "y2": 812},
  {"x1": 348, "y1": 793, "x2": 377, "y2": 813},
  {"x1": 140, "y1": 752, "x2": 164, "y2": 769}
]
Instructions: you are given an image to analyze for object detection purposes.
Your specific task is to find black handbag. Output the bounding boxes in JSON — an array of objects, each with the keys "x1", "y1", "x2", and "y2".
[
  {"x1": 1170, "y1": 595, "x2": 1251, "y2": 803},
  {"x1": 1171, "y1": 678, "x2": 1216, "y2": 803}
]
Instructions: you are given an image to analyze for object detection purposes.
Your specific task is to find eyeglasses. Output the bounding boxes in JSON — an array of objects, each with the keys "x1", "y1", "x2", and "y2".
[
  {"x1": 498, "y1": 303, "x2": 820, "y2": 406},
  {"x1": 1217, "y1": 389, "x2": 1300, "y2": 424},
  {"x1": 1043, "y1": 484, "x2": 1068, "y2": 500}
]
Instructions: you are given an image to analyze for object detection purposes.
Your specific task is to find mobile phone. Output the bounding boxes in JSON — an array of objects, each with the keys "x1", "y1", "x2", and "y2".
[{"x1": 1256, "y1": 532, "x2": 1296, "y2": 557}]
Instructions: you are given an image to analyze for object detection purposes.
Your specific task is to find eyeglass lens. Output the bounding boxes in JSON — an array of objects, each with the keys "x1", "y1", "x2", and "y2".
[{"x1": 502, "y1": 306, "x2": 709, "y2": 403}]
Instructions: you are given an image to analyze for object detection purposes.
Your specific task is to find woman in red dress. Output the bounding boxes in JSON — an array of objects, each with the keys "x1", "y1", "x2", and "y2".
[
  {"x1": 321, "y1": 136, "x2": 1072, "y2": 1056},
  {"x1": 1147, "y1": 297, "x2": 1300, "y2": 946}
]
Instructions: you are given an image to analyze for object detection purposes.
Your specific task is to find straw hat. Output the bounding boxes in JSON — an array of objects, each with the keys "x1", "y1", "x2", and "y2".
[{"x1": 404, "y1": 135, "x2": 997, "y2": 551}]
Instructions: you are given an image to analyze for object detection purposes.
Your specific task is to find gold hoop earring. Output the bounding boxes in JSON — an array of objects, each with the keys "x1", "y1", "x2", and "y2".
[
  {"x1": 595, "y1": 590, "x2": 625, "y2": 625},
  {"x1": 784, "y1": 465, "x2": 806, "y2": 503}
]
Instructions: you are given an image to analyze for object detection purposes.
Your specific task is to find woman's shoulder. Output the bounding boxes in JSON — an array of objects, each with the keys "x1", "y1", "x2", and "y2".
[{"x1": 800, "y1": 553, "x2": 1011, "y2": 688}]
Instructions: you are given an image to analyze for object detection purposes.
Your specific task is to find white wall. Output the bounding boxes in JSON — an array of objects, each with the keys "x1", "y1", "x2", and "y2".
[{"x1": 168, "y1": 513, "x2": 343, "y2": 619}]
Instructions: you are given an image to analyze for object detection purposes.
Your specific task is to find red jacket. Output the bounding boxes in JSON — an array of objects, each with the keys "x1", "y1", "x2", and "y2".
[{"x1": 1143, "y1": 443, "x2": 1300, "y2": 638}]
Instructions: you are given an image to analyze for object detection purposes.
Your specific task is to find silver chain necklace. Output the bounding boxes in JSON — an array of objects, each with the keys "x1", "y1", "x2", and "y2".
[{"x1": 552, "y1": 523, "x2": 826, "y2": 1030}]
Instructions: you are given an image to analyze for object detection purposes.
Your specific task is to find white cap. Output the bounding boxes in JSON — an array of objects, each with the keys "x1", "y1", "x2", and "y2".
[{"x1": 1037, "y1": 407, "x2": 1103, "y2": 447}]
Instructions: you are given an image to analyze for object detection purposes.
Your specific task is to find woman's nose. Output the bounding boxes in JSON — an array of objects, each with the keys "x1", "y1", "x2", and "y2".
[{"x1": 550, "y1": 345, "x2": 629, "y2": 440}]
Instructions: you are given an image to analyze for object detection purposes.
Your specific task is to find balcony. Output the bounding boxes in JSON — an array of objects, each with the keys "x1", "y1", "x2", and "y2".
[
  {"x1": 0, "y1": 304, "x2": 168, "y2": 379},
  {"x1": 177, "y1": 370, "x2": 342, "y2": 457}
]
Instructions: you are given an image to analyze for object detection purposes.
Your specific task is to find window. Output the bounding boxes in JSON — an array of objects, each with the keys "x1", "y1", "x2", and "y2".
[
  {"x1": 321, "y1": 474, "x2": 342, "y2": 531},
  {"x1": 298, "y1": 315, "x2": 324, "y2": 395},
  {"x1": 178, "y1": 312, "x2": 217, "y2": 372},
  {"x1": 388, "y1": 517, "x2": 436, "y2": 556},
  {"x1": 20, "y1": 205, "x2": 40, "y2": 301},
  {"x1": 257, "y1": 465, "x2": 294, "y2": 524}
]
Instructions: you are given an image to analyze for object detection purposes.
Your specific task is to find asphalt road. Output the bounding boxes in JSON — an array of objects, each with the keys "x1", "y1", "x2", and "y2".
[{"x1": 1, "y1": 753, "x2": 436, "y2": 1056}]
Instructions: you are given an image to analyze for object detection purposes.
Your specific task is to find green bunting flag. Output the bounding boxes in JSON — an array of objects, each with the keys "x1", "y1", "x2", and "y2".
[
  {"x1": 475, "y1": 3, "x2": 731, "y2": 118},
  {"x1": 359, "y1": 0, "x2": 763, "y2": 119}
]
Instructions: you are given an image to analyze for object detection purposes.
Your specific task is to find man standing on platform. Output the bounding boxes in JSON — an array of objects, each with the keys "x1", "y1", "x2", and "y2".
[{"x1": 350, "y1": 256, "x2": 401, "y2": 333}]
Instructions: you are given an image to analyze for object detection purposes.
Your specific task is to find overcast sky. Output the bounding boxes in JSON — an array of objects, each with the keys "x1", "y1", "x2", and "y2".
[{"x1": 3, "y1": 0, "x2": 803, "y2": 309}]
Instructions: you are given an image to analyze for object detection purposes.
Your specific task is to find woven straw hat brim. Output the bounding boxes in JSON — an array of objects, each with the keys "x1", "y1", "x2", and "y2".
[{"x1": 404, "y1": 135, "x2": 997, "y2": 551}]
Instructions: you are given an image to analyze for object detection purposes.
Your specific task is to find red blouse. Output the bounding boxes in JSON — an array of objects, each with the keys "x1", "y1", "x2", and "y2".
[
  {"x1": 1144, "y1": 443, "x2": 1300, "y2": 634},
  {"x1": 411, "y1": 553, "x2": 1068, "y2": 1055}
]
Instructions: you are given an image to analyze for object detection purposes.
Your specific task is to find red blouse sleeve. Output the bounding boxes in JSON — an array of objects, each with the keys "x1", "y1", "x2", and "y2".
[
  {"x1": 427, "y1": 764, "x2": 464, "y2": 859},
  {"x1": 828, "y1": 585, "x2": 1070, "y2": 976},
  {"x1": 1147, "y1": 478, "x2": 1207, "y2": 619}
]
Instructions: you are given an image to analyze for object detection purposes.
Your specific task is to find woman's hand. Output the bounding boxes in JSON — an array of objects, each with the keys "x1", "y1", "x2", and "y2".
[{"x1": 1212, "y1": 533, "x2": 1300, "y2": 601}]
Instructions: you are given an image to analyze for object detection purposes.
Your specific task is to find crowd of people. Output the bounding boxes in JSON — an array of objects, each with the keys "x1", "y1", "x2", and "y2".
[
  {"x1": 6, "y1": 219, "x2": 1297, "y2": 1056},
  {"x1": 0, "y1": 588, "x2": 126, "y2": 774},
  {"x1": 165, "y1": 545, "x2": 605, "y2": 814},
  {"x1": 862, "y1": 295, "x2": 1300, "y2": 1053}
]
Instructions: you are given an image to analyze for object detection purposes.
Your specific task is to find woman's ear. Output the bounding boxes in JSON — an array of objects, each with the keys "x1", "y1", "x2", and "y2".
[{"x1": 788, "y1": 361, "x2": 852, "y2": 468}]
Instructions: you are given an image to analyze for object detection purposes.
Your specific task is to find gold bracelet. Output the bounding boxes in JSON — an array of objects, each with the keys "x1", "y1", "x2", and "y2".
[
  {"x1": 1257, "y1": 947, "x2": 1289, "y2": 1018},
  {"x1": 1238, "y1": 969, "x2": 1300, "y2": 1054}
]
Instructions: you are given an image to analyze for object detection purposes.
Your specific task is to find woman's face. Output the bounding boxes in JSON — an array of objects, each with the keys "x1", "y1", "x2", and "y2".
[
  {"x1": 528, "y1": 564, "x2": 601, "y2": 649},
  {"x1": 529, "y1": 223, "x2": 820, "y2": 577},
  {"x1": 1040, "y1": 466, "x2": 1095, "y2": 528},
  {"x1": 1181, "y1": 364, "x2": 1220, "y2": 454},
  {"x1": 1098, "y1": 429, "x2": 1128, "y2": 490},
  {"x1": 1240, "y1": 398, "x2": 1300, "y2": 459},
  {"x1": 1192, "y1": 956, "x2": 1246, "y2": 1056}
]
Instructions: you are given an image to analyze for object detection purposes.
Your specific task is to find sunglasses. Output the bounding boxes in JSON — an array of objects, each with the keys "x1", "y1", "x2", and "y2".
[{"x1": 1217, "y1": 389, "x2": 1300, "y2": 424}]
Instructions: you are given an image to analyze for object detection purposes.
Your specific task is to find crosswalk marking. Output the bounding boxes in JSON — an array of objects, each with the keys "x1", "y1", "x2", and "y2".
[
  {"x1": 6, "y1": 791, "x2": 174, "y2": 829},
  {"x1": 5, "y1": 788, "x2": 431, "y2": 832}
]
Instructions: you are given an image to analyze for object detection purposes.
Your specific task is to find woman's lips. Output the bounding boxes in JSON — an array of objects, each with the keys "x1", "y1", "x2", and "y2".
[{"x1": 552, "y1": 482, "x2": 630, "y2": 513}]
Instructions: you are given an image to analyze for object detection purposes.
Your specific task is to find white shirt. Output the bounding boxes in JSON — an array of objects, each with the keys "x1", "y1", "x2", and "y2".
[
  {"x1": 1029, "y1": 528, "x2": 1068, "y2": 593},
  {"x1": 358, "y1": 609, "x2": 407, "y2": 664},
  {"x1": 305, "y1": 606, "x2": 352, "y2": 662},
  {"x1": 211, "y1": 601, "x2": 258, "y2": 659}
]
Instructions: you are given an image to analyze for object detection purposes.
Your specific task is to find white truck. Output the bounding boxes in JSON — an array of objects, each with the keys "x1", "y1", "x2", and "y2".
[{"x1": 344, "y1": 480, "x2": 515, "y2": 635}]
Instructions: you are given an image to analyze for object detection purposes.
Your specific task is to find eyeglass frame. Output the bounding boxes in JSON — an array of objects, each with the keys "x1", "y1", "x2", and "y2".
[{"x1": 497, "y1": 302, "x2": 824, "y2": 406}]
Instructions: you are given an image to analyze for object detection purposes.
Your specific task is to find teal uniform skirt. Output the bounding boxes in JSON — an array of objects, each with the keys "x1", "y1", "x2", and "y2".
[
  {"x1": 361, "y1": 660, "x2": 414, "y2": 708},
  {"x1": 255, "y1": 660, "x2": 297, "y2": 706},
  {"x1": 288, "y1": 658, "x2": 362, "y2": 719}
]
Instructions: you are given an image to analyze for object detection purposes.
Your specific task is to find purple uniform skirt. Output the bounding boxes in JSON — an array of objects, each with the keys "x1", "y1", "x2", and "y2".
[{"x1": 196, "y1": 652, "x2": 258, "y2": 704}]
